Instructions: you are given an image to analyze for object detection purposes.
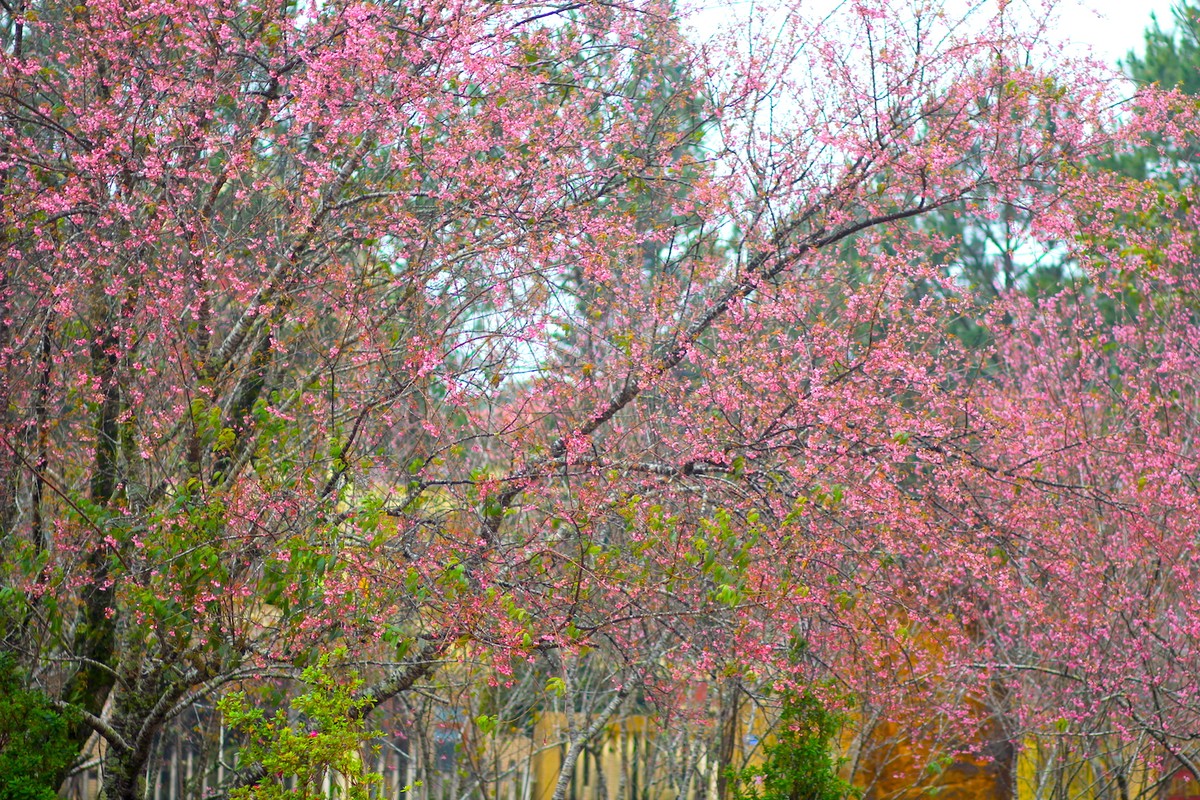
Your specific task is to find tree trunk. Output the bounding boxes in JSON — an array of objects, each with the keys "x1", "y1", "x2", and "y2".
[{"x1": 549, "y1": 689, "x2": 628, "y2": 800}]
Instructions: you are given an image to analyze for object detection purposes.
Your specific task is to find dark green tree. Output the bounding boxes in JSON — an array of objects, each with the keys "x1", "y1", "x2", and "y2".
[
  {"x1": 1126, "y1": 3, "x2": 1200, "y2": 96},
  {"x1": 1117, "y1": 2, "x2": 1200, "y2": 180}
]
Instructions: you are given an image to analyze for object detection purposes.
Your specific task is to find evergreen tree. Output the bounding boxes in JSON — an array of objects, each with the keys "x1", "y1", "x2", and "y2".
[
  {"x1": 1126, "y1": 3, "x2": 1200, "y2": 96},
  {"x1": 1119, "y1": 2, "x2": 1200, "y2": 180}
]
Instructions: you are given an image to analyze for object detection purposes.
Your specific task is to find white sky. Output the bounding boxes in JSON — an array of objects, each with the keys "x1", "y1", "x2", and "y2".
[
  {"x1": 685, "y1": 0, "x2": 1186, "y2": 70},
  {"x1": 1059, "y1": 0, "x2": 1180, "y2": 67}
]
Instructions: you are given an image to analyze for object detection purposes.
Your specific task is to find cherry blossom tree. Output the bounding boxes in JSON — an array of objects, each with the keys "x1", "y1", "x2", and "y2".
[{"x1": 0, "y1": 0, "x2": 1187, "y2": 796}]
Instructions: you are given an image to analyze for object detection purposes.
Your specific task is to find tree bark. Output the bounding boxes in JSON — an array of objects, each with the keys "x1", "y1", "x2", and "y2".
[{"x1": 550, "y1": 688, "x2": 628, "y2": 800}]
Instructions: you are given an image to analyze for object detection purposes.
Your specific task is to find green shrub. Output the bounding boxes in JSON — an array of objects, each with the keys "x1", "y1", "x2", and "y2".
[
  {"x1": 218, "y1": 650, "x2": 383, "y2": 800},
  {"x1": 730, "y1": 692, "x2": 858, "y2": 800},
  {"x1": 0, "y1": 655, "x2": 78, "y2": 800}
]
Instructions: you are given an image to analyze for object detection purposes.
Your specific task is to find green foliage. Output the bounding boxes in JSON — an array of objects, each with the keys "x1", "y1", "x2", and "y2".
[
  {"x1": 218, "y1": 651, "x2": 383, "y2": 800},
  {"x1": 1117, "y1": 3, "x2": 1200, "y2": 181},
  {"x1": 1126, "y1": 3, "x2": 1200, "y2": 96},
  {"x1": 1084, "y1": 3, "x2": 1200, "y2": 332},
  {"x1": 729, "y1": 692, "x2": 857, "y2": 800},
  {"x1": 0, "y1": 655, "x2": 77, "y2": 800}
]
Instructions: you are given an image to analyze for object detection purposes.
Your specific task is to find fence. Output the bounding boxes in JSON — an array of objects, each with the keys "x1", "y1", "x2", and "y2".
[
  {"x1": 59, "y1": 710, "x2": 1200, "y2": 800},
  {"x1": 60, "y1": 713, "x2": 675, "y2": 800}
]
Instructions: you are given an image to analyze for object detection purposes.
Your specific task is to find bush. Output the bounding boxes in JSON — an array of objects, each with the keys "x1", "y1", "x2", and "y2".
[
  {"x1": 729, "y1": 692, "x2": 858, "y2": 800},
  {"x1": 0, "y1": 654, "x2": 77, "y2": 800}
]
